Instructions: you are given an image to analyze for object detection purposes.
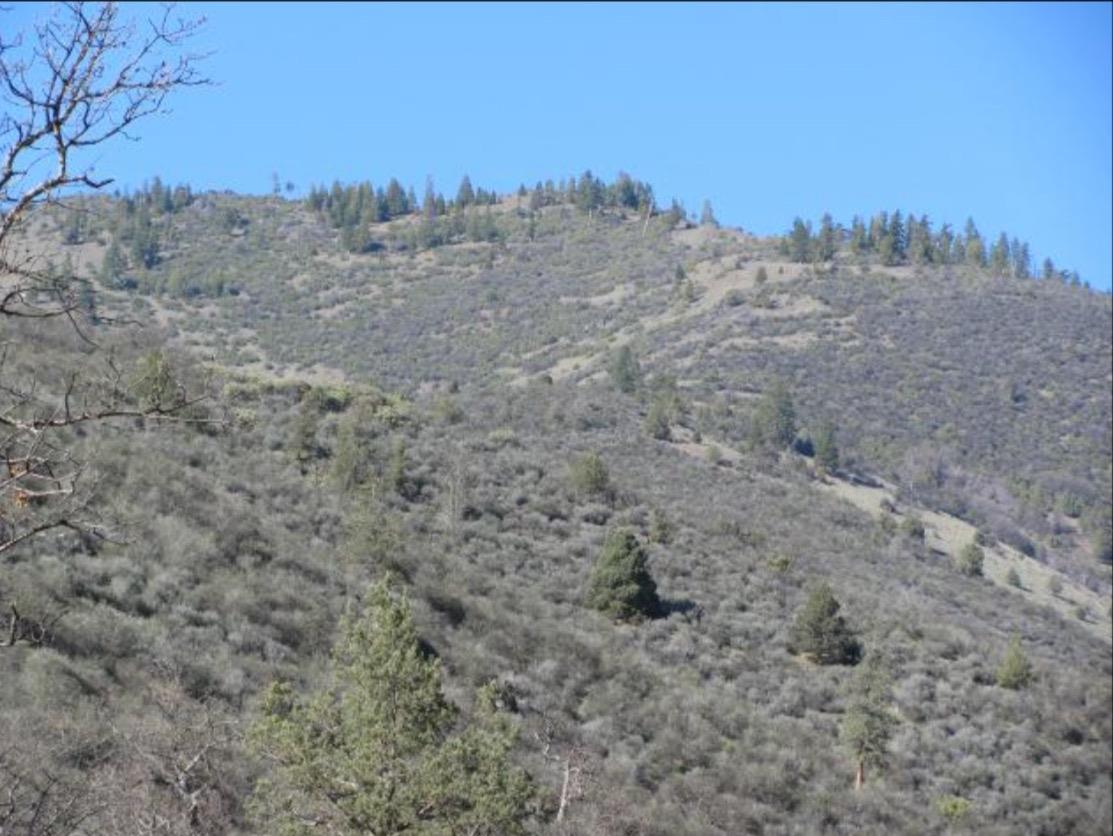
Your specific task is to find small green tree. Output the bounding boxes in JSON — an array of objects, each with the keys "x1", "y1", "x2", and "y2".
[
  {"x1": 585, "y1": 529, "x2": 661, "y2": 621},
  {"x1": 955, "y1": 541, "x2": 984, "y2": 577},
  {"x1": 750, "y1": 382, "x2": 797, "y2": 450},
  {"x1": 248, "y1": 580, "x2": 535, "y2": 835},
  {"x1": 995, "y1": 635, "x2": 1034, "y2": 689},
  {"x1": 813, "y1": 422, "x2": 839, "y2": 474},
  {"x1": 841, "y1": 653, "x2": 896, "y2": 789},
  {"x1": 789, "y1": 583, "x2": 861, "y2": 664},
  {"x1": 609, "y1": 345, "x2": 641, "y2": 394}
]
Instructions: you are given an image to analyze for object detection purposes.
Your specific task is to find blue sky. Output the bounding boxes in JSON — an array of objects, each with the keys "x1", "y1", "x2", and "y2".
[{"x1": 10, "y1": 2, "x2": 1112, "y2": 288}]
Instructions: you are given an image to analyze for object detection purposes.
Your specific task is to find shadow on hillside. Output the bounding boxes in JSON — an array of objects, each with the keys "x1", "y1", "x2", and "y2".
[{"x1": 658, "y1": 597, "x2": 703, "y2": 622}]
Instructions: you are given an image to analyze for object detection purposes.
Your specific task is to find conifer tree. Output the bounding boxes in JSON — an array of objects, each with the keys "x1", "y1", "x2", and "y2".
[
  {"x1": 990, "y1": 232, "x2": 1011, "y2": 274},
  {"x1": 585, "y1": 529, "x2": 661, "y2": 621},
  {"x1": 751, "y1": 381, "x2": 797, "y2": 449},
  {"x1": 788, "y1": 217, "x2": 812, "y2": 262},
  {"x1": 964, "y1": 218, "x2": 986, "y2": 267},
  {"x1": 609, "y1": 345, "x2": 641, "y2": 394},
  {"x1": 248, "y1": 581, "x2": 535, "y2": 835},
  {"x1": 789, "y1": 583, "x2": 860, "y2": 664},
  {"x1": 814, "y1": 422, "x2": 839, "y2": 474},
  {"x1": 816, "y1": 213, "x2": 837, "y2": 260},
  {"x1": 841, "y1": 653, "x2": 896, "y2": 789}
]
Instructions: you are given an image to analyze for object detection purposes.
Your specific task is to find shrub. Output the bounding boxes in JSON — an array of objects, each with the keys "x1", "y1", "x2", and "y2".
[
  {"x1": 585, "y1": 529, "x2": 661, "y2": 621},
  {"x1": 570, "y1": 452, "x2": 611, "y2": 498},
  {"x1": 899, "y1": 517, "x2": 926, "y2": 542},
  {"x1": 995, "y1": 635, "x2": 1033, "y2": 689},
  {"x1": 1005, "y1": 567, "x2": 1022, "y2": 588},
  {"x1": 648, "y1": 508, "x2": 674, "y2": 545},
  {"x1": 789, "y1": 583, "x2": 861, "y2": 665},
  {"x1": 954, "y1": 542, "x2": 984, "y2": 577},
  {"x1": 936, "y1": 795, "x2": 972, "y2": 822},
  {"x1": 643, "y1": 399, "x2": 672, "y2": 441}
]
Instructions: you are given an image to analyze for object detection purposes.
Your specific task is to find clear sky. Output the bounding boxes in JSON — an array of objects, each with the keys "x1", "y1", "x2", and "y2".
[{"x1": 9, "y1": 2, "x2": 1113, "y2": 289}]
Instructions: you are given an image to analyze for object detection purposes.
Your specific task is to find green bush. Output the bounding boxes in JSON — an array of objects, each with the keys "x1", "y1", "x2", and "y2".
[
  {"x1": 570, "y1": 451, "x2": 611, "y2": 498},
  {"x1": 995, "y1": 635, "x2": 1033, "y2": 690},
  {"x1": 955, "y1": 542, "x2": 985, "y2": 577}
]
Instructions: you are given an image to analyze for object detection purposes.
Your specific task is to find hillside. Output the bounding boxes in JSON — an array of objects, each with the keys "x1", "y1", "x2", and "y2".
[{"x1": 2, "y1": 184, "x2": 1111, "y2": 835}]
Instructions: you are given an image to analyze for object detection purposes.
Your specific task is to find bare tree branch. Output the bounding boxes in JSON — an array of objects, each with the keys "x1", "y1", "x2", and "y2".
[{"x1": 0, "y1": 2, "x2": 210, "y2": 558}]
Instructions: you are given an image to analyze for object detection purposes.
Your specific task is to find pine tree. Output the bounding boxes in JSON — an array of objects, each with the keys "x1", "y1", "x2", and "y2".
[
  {"x1": 609, "y1": 345, "x2": 641, "y2": 394},
  {"x1": 841, "y1": 653, "x2": 896, "y2": 789},
  {"x1": 751, "y1": 381, "x2": 797, "y2": 449},
  {"x1": 788, "y1": 217, "x2": 812, "y2": 263},
  {"x1": 699, "y1": 199, "x2": 718, "y2": 228},
  {"x1": 964, "y1": 218, "x2": 986, "y2": 267},
  {"x1": 848, "y1": 216, "x2": 867, "y2": 255},
  {"x1": 585, "y1": 529, "x2": 661, "y2": 621},
  {"x1": 816, "y1": 213, "x2": 837, "y2": 261},
  {"x1": 888, "y1": 210, "x2": 905, "y2": 261},
  {"x1": 789, "y1": 583, "x2": 861, "y2": 664},
  {"x1": 990, "y1": 232, "x2": 1011, "y2": 274},
  {"x1": 248, "y1": 581, "x2": 535, "y2": 835},
  {"x1": 814, "y1": 422, "x2": 839, "y2": 474}
]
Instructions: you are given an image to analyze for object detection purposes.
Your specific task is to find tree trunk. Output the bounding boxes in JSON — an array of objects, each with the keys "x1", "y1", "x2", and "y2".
[
  {"x1": 556, "y1": 758, "x2": 572, "y2": 823},
  {"x1": 854, "y1": 759, "x2": 865, "y2": 790}
]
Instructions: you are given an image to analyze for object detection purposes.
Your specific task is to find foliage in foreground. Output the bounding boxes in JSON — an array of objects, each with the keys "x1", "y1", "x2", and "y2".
[{"x1": 247, "y1": 580, "x2": 534, "y2": 835}]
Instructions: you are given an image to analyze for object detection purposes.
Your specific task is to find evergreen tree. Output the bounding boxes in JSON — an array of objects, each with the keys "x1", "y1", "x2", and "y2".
[
  {"x1": 609, "y1": 345, "x2": 641, "y2": 394},
  {"x1": 248, "y1": 580, "x2": 535, "y2": 835},
  {"x1": 841, "y1": 653, "x2": 896, "y2": 789},
  {"x1": 423, "y1": 176, "x2": 437, "y2": 219},
  {"x1": 816, "y1": 213, "x2": 837, "y2": 261},
  {"x1": 990, "y1": 232, "x2": 1011, "y2": 274},
  {"x1": 888, "y1": 210, "x2": 905, "y2": 261},
  {"x1": 848, "y1": 216, "x2": 867, "y2": 255},
  {"x1": 1013, "y1": 240, "x2": 1031, "y2": 279},
  {"x1": 1041, "y1": 257, "x2": 1056, "y2": 281},
  {"x1": 585, "y1": 529, "x2": 661, "y2": 621},
  {"x1": 788, "y1": 217, "x2": 812, "y2": 263},
  {"x1": 814, "y1": 422, "x2": 839, "y2": 474},
  {"x1": 935, "y1": 223, "x2": 954, "y2": 265},
  {"x1": 751, "y1": 381, "x2": 797, "y2": 449},
  {"x1": 699, "y1": 199, "x2": 718, "y2": 228},
  {"x1": 789, "y1": 583, "x2": 861, "y2": 664},
  {"x1": 964, "y1": 218, "x2": 986, "y2": 267},
  {"x1": 385, "y1": 178, "x2": 408, "y2": 218}
]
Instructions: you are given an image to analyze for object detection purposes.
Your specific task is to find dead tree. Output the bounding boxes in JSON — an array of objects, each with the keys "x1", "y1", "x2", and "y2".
[{"x1": 0, "y1": 3, "x2": 211, "y2": 556}]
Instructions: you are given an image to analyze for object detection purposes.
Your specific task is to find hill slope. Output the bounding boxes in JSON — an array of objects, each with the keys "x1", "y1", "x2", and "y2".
[{"x1": 2, "y1": 188, "x2": 1110, "y2": 834}]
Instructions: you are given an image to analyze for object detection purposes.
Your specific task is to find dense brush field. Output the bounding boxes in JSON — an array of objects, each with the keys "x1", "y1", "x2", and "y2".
[{"x1": 2, "y1": 187, "x2": 1110, "y2": 834}]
